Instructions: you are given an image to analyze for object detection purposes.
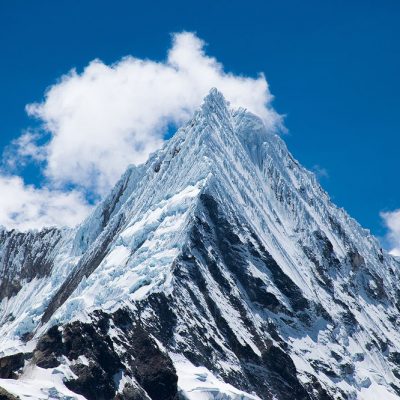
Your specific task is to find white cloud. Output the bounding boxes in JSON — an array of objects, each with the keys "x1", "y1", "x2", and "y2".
[
  {"x1": 2, "y1": 131, "x2": 46, "y2": 171},
  {"x1": 380, "y1": 210, "x2": 400, "y2": 257},
  {"x1": 1, "y1": 31, "x2": 280, "y2": 231},
  {"x1": 25, "y1": 31, "x2": 280, "y2": 197},
  {"x1": 0, "y1": 175, "x2": 90, "y2": 231}
]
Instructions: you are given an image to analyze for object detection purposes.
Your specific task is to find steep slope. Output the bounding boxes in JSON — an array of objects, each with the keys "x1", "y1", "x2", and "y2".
[{"x1": 1, "y1": 89, "x2": 400, "y2": 400}]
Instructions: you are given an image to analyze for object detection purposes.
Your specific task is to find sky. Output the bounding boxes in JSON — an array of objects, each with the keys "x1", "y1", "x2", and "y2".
[{"x1": 0, "y1": 0, "x2": 399, "y2": 254}]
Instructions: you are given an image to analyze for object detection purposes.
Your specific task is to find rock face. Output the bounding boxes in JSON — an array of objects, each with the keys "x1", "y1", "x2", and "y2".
[
  {"x1": 1, "y1": 89, "x2": 400, "y2": 399},
  {"x1": 0, "y1": 352, "x2": 29, "y2": 379},
  {"x1": 0, "y1": 228, "x2": 62, "y2": 300},
  {"x1": 31, "y1": 309, "x2": 178, "y2": 400},
  {"x1": 0, "y1": 387, "x2": 19, "y2": 400}
]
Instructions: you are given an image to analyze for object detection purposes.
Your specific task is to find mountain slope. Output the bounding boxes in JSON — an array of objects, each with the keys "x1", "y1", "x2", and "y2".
[{"x1": 0, "y1": 89, "x2": 400, "y2": 399}]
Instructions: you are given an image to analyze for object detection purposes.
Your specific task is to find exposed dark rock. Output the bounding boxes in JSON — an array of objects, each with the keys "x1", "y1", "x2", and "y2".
[
  {"x1": 328, "y1": 216, "x2": 349, "y2": 245},
  {"x1": 391, "y1": 383, "x2": 400, "y2": 397},
  {"x1": 138, "y1": 293, "x2": 177, "y2": 345},
  {"x1": 124, "y1": 324, "x2": 178, "y2": 400},
  {"x1": 31, "y1": 309, "x2": 178, "y2": 400},
  {"x1": 310, "y1": 360, "x2": 339, "y2": 379},
  {"x1": 340, "y1": 307, "x2": 358, "y2": 333},
  {"x1": 0, "y1": 228, "x2": 61, "y2": 300},
  {"x1": 199, "y1": 193, "x2": 309, "y2": 314},
  {"x1": 114, "y1": 384, "x2": 149, "y2": 400},
  {"x1": 314, "y1": 231, "x2": 338, "y2": 265},
  {"x1": 261, "y1": 345, "x2": 311, "y2": 400},
  {"x1": 0, "y1": 387, "x2": 20, "y2": 400},
  {"x1": 393, "y1": 369, "x2": 400, "y2": 380},
  {"x1": 158, "y1": 193, "x2": 331, "y2": 399},
  {"x1": 302, "y1": 245, "x2": 333, "y2": 292},
  {"x1": 389, "y1": 351, "x2": 400, "y2": 366},
  {"x1": 377, "y1": 338, "x2": 389, "y2": 354},
  {"x1": 250, "y1": 240, "x2": 310, "y2": 313},
  {"x1": 0, "y1": 281, "x2": 21, "y2": 302},
  {"x1": 101, "y1": 176, "x2": 128, "y2": 228},
  {"x1": 349, "y1": 250, "x2": 364, "y2": 270},
  {"x1": 67, "y1": 362, "x2": 117, "y2": 400},
  {"x1": 154, "y1": 162, "x2": 161, "y2": 173},
  {"x1": 304, "y1": 373, "x2": 335, "y2": 400},
  {"x1": 62, "y1": 320, "x2": 123, "y2": 399},
  {"x1": 362, "y1": 272, "x2": 386, "y2": 300},
  {"x1": 340, "y1": 362, "x2": 355, "y2": 377},
  {"x1": 0, "y1": 353, "x2": 29, "y2": 379},
  {"x1": 33, "y1": 325, "x2": 63, "y2": 368},
  {"x1": 330, "y1": 351, "x2": 343, "y2": 362}
]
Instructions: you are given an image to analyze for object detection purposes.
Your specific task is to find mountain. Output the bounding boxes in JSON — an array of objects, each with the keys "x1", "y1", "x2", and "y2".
[{"x1": 0, "y1": 89, "x2": 400, "y2": 400}]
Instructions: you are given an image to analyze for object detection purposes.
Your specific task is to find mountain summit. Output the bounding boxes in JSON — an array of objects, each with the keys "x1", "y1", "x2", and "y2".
[{"x1": 0, "y1": 89, "x2": 400, "y2": 399}]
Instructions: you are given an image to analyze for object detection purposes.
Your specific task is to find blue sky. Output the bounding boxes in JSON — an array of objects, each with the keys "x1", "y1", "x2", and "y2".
[{"x1": 0, "y1": 0, "x2": 399, "y2": 251}]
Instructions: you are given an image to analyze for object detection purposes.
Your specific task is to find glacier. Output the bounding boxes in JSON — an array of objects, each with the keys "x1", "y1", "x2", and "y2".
[{"x1": 0, "y1": 88, "x2": 400, "y2": 399}]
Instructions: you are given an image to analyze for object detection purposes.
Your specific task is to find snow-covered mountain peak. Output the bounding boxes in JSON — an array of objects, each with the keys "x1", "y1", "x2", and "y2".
[
  {"x1": 1, "y1": 89, "x2": 400, "y2": 400},
  {"x1": 199, "y1": 87, "x2": 233, "y2": 126},
  {"x1": 201, "y1": 86, "x2": 228, "y2": 108}
]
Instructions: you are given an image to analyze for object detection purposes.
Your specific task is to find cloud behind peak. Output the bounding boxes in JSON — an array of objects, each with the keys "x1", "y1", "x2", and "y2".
[{"x1": 1, "y1": 32, "x2": 280, "y2": 230}]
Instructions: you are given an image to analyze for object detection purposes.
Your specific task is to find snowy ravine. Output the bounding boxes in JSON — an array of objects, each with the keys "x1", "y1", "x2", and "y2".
[{"x1": 1, "y1": 89, "x2": 400, "y2": 400}]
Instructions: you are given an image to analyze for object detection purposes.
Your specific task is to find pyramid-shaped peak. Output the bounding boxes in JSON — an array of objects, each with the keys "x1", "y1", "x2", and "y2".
[
  {"x1": 195, "y1": 87, "x2": 270, "y2": 150},
  {"x1": 198, "y1": 88, "x2": 234, "y2": 130},
  {"x1": 201, "y1": 88, "x2": 231, "y2": 112},
  {"x1": 2, "y1": 77, "x2": 400, "y2": 400},
  {"x1": 203, "y1": 87, "x2": 228, "y2": 105}
]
